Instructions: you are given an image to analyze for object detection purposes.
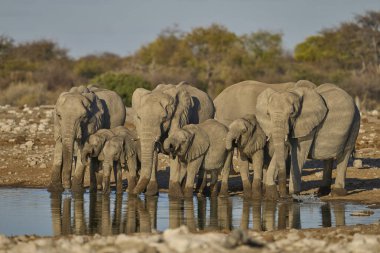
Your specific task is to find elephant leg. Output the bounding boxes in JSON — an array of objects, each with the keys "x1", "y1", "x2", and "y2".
[
  {"x1": 184, "y1": 159, "x2": 202, "y2": 198},
  {"x1": 179, "y1": 163, "x2": 187, "y2": 188},
  {"x1": 48, "y1": 141, "x2": 64, "y2": 192},
  {"x1": 146, "y1": 152, "x2": 158, "y2": 196},
  {"x1": 219, "y1": 151, "x2": 232, "y2": 197},
  {"x1": 252, "y1": 150, "x2": 264, "y2": 199},
  {"x1": 209, "y1": 170, "x2": 219, "y2": 198},
  {"x1": 289, "y1": 138, "x2": 312, "y2": 195},
  {"x1": 318, "y1": 159, "x2": 334, "y2": 196},
  {"x1": 96, "y1": 169, "x2": 103, "y2": 191},
  {"x1": 72, "y1": 151, "x2": 85, "y2": 193},
  {"x1": 89, "y1": 158, "x2": 99, "y2": 193},
  {"x1": 331, "y1": 151, "x2": 350, "y2": 196},
  {"x1": 196, "y1": 170, "x2": 207, "y2": 197},
  {"x1": 240, "y1": 160, "x2": 251, "y2": 198},
  {"x1": 127, "y1": 158, "x2": 137, "y2": 194},
  {"x1": 115, "y1": 162, "x2": 123, "y2": 194},
  {"x1": 168, "y1": 157, "x2": 183, "y2": 198},
  {"x1": 264, "y1": 153, "x2": 279, "y2": 200}
]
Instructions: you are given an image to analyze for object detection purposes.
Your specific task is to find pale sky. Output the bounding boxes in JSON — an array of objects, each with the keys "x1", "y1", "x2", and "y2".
[{"x1": 1, "y1": 0, "x2": 380, "y2": 58}]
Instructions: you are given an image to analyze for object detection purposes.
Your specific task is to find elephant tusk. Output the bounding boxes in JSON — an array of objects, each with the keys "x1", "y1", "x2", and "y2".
[
  {"x1": 285, "y1": 135, "x2": 288, "y2": 142},
  {"x1": 267, "y1": 134, "x2": 271, "y2": 142}
]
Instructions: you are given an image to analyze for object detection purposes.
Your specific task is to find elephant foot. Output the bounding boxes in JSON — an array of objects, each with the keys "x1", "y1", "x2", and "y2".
[
  {"x1": 71, "y1": 181, "x2": 85, "y2": 194},
  {"x1": 133, "y1": 177, "x2": 150, "y2": 195},
  {"x1": 47, "y1": 182, "x2": 64, "y2": 193},
  {"x1": 219, "y1": 185, "x2": 229, "y2": 198},
  {"x1": 146, "y1": 180, "x2": 159, "y2": 196},
  {"x1": 331, "y1": 187, "x2": 347, "y2": 196},
  {"x1": 279, "y1": 183, "x2": 289, "y2": 199},
  {"x1": 252, "y1": 180, "x2": 262, "y2": 200},
  {"x1": 317, "y1": 186, "x2": 331, "y2": 196},
  {"x1": 169, "y1": 181, "x2": 184, "y2": 198},
  {"x1": 242, "y1": 180, "x2": 252, "y2": 199},
  {"x1": 264, "y1": 184, "x2": 279, "y2": 201},
  {"x1": 184, "y1": 187, "x2": 194, "y2": 198}
]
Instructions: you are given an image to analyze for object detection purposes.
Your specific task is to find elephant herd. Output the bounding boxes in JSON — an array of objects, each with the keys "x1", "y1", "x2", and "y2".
[{"x1": 48, "y1": 80, "x2": 360, "y2": 200}]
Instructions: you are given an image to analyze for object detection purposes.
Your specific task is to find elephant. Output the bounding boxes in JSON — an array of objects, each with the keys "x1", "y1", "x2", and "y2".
[
  {"x1": 213, "y1": 80, "x2": 317, "y2": 127},
  {"x1": 214, "y1": 80, "x2": 314, "y2": 197},
  {"x1": 81, "y1": 128, "x2": 115, "y2": 191},
  {"x1": 225, "y1": 114, "x2": 290, "y2": 199},
  {"x1": 163, "y1": 119, "x2": 233, "y2": 198},
  {"x1": 256, "y1": 83, "x2": 360, "y2": 199},
  {"x1": 132, "y1": 82, "x2": 215, "y2": 197},
  {"x1": 98, "y1": 127, "x2": 141, "y2": 195},
  {"x1": 48, "y1": 85, "x2": 126, "y2": 192}
]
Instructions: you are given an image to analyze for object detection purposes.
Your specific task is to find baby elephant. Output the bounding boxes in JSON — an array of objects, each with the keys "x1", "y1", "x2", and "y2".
[
  {"x1": 99, "y1": 127, "x2": 141, "y2": 195},
  {"x1": 226, "y1": 114, "x2": 290, "y2": 199},
  {"x1": 82, "y1": 129, "x2": 115, "y2": 191},
  {"x1": 163, "y1": 119, "x2": 233, "y2": 198}
]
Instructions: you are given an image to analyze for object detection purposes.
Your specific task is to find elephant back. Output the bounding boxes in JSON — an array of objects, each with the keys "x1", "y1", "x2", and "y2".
[
  {"x1": 90, "y1": 86, "x2": 126, "y2": 128},
  {"x1": 214, "y1": 80, "x2": 296, "y2": 126},
  {"x1": 311, "y1": 83, "x2": 356, "y2": 159}
]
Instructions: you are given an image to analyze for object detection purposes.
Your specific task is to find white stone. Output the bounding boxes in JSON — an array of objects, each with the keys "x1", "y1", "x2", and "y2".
[{"x1": 353, "y1": 159, "x2": 363, "y2": 169}]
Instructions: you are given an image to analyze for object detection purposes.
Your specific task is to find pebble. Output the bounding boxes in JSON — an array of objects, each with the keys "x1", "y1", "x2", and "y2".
[{"x1": 353, "y1": 159, "x2": 363, "y2": 168}]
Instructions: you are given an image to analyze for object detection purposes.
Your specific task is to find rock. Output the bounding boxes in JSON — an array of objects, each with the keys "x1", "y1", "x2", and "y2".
[
  {"x1": 25, "y1": 141, "x2": 34, "y2": 150},
  {"x1": 371, "y1": 110, "x2": 379, "y2": 116},
  {"x1": 350, "y1": 210, "x2": 374, "y2": 216},
  {"x1": 353, "y1": 159, "x2": 363, "y2": 168},
  {"x1": 29, "y1": 161, "x2": 37, "y2": 167},
  {"x1": 348, "y1": 234, "x2": 380, "y2": 253},
  {"x1": 39, "y1": 163, "x2": 47, "y2": 169}
]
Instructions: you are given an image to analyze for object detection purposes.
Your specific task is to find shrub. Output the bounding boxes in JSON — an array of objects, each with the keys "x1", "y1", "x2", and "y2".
[{"x1": 91, "y1": 72, "x2": 152, "y2": 106}]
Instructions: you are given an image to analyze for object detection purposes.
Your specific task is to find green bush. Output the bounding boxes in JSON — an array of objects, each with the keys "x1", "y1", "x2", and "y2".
[{"x1": 91, "y1": 72, "x2": 152, "y2": 106}]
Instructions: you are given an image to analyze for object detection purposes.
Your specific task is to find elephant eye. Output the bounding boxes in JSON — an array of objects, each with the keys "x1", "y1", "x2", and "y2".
[{"x1": 56, "y1": 113, "x2": 61, "y2": 119}]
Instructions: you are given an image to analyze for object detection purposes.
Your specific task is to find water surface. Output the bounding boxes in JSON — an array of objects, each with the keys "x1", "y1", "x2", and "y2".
[{"x1": 0, "y1": 188, "x2": 379, "y2": 236}]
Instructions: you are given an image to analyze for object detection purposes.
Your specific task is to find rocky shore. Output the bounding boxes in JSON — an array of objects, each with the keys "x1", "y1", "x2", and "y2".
[{"x1": 1, "y1": 224, "x2": 380, "y2": 253}]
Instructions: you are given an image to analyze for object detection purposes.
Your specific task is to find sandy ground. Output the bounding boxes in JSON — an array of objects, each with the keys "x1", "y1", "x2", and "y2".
[{"x1": 0, "y1": 105, "x2": 380, "y2": 252}]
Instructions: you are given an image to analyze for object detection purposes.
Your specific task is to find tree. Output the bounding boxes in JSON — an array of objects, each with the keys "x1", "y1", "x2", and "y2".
[{"x1": 91, "y1": 72, "x2": 151, "y2": 106}]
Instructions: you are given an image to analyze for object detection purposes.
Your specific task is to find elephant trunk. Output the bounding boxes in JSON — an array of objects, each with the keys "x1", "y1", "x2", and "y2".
[
  {"x1": 133, "y1": 131, "x2": 157, "y2": 194},
  {"x1": 226, "y1": 130, "x2": 239, "y2": 150},
  {"x1": 102, "y1": 159, "x2": 113, "y2": 194},
  {"x1": 81, "y1": 146, "x2": 90, "y2": 165},
  {"x1": 272, "y1": 115, "x2": 288, "y2": 197},
  {"x1": 62, "y1": 132, "x2": 75, "y2": 189}
]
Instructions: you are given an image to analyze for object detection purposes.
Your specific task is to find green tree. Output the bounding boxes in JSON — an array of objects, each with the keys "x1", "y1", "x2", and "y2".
[{"x1": 91, "y1": 72, "x2": 151, "y2": 106}]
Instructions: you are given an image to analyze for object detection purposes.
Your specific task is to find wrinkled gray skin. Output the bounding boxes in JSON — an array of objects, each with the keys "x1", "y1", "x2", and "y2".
[
  {"x1": 98, "y1": 127, "x2": 141, "y2": 195},
  {"x1": 226, "y1": 114, "x2": 286, "y2": 199},
  {"x1": 214, "y1": 80, "x2": 314, "y2": 199},
  {"x1": 256, "y1": 83, "x2": 360, "y2": 200},
  {"x1": 81, "y1": 128, "x2": 115, "y2": 191},
  {"x1": 47, "y1": 85, "x2": 126, "y2": 192},
  {"x1": 213, "y1": 80, "x2": 317, "y2": 126},
  {"x1": 163, "y1": 119, "x2": 233, "y2": 198},
  {"x1": 132, "y1": 82, "x2": 215, "y2": 197}
]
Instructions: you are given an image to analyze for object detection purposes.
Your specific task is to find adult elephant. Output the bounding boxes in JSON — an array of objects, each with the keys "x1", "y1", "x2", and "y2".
[
  {"x1": 214, "y1": 80, "x2": 315, "y2": 197},
  {"x1": 256, "y1": 83, "x2": 360, "y2": 199},
  {"x1": 48, "y1": 85, "x2": 126, "y2": 192},
  {"x1": 132, "y1": 82, "x2": 215, "y2": 197},
  {"x1": 213, "y1": 80, "x2": 317, "y2": 127}
]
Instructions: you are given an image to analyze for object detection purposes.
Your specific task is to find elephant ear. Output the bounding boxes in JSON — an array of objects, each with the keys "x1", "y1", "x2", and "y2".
[
  {"x1": 289, "y1": 87, "x2": 327, "y2": 138},
  {"x1": 256, "y1": 88, "x2": 276, "y2": 137},
  {"x1": 82, "y1": 91, "x2": 104, "y2": 135},
  {"x1": 164, "y1": 85, "x2": 194, "y2": 133},
  {"x1": 183, "y1": 126, "x2": 209, "y2": 161}
]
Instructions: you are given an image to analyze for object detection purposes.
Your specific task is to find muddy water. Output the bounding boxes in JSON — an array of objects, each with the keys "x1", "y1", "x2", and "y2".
[{"x1": 0, "y1": 188, "x2": 379, "y2": 236}]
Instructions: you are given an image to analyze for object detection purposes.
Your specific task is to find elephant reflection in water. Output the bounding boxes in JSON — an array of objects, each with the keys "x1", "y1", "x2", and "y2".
[
  {"x1": 168, "y1": 197, "x2": 232, "y2": 232},
  {"x1": 124, "y1": 196, "x2": 157, "y2": 233},
  {"x1": 239, "y1": 201, "x2": 301, "y2": 231},
  {"x1": 321, "y1": 202, "x2": 346, "y2": 227}
]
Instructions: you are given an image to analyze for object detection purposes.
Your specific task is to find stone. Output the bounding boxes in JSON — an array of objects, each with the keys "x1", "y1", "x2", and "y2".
[{"x1": 353, "y1": 159, "x2": 363, "y2": 168}]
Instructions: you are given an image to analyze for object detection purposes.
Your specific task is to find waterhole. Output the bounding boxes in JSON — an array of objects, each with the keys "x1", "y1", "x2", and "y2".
[{"x1": 0, "y1": 188, "x2": 379, "y2": 236}]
